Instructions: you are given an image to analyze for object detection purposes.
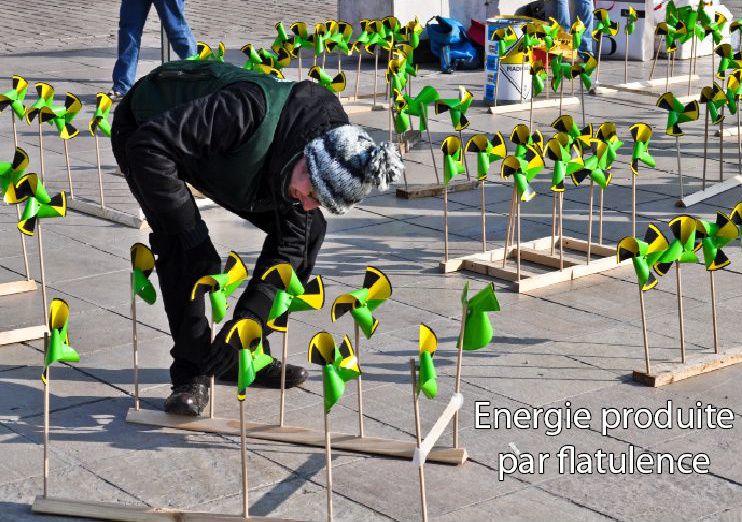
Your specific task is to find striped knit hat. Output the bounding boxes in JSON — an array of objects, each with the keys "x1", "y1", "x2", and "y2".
[{"x1": 304, "y1": 125, "x2": 404, "y2": 214}]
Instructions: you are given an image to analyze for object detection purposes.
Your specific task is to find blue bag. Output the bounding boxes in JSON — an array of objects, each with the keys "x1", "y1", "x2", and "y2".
[{"x1": 426, "y1": 16, "x2": 481, "y2": 73}]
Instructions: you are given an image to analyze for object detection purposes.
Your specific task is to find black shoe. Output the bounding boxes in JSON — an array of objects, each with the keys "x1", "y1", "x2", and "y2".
[
  {"x1": 106, "y1": 89, "x2": 125, "y2": 102},
  {"x1": 164, "y1": 383, "x2": 209, "y2": 416},
  {"x1": 218, "y1": 358, "x2": 308, "y2": 389}
]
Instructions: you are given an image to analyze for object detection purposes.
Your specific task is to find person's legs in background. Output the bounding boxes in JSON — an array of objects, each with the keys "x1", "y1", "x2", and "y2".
[
  {"x1": 573, "y1": 0, "x2": 594, "y2": 55},
  {"x1": 153, "y1": 0, "x2": 197, "y2": 59},
  {"x1": 547, "y1": 0, "x2": 571, "y2": 30},
  {"x1": 112, "y1": 0, "x2": 153, "y2": 95}
]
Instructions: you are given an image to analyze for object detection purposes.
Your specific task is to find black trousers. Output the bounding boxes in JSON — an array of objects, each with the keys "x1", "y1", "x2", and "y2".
[{"x1": 112, "y1": 112, "x2": 326, "y2": 386}]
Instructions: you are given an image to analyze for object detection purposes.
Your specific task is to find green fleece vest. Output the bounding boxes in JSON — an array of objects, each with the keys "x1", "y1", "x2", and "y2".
[{"x1": 129, "y1": 60, "x2": 295, "y2": 212}]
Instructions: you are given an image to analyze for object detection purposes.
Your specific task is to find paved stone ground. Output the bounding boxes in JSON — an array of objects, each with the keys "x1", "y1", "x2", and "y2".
[{"x1": 5, "y1": 3, "x2": 742, "y2": 522}]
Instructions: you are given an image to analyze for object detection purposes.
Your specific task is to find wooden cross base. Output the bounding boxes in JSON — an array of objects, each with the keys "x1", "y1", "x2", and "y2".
[
  {"x1": 0, "y1": 279, "x2": 36, "y2": 297},
  {"x1": 396, "y1": 179, "x2": 478, "y2": 200},
  {"x1": 633, "y1": 346, "x2": 742, "y2": 387},
  {"x1": 440, "y1": 236, "x2": 628, "y2": 293},
  {"x1": 487, "y1": 96, "x2": 579, "y2": 115},
  {"x1": 32, "y1": 496, "x2": 302, "y2": 521},
  {"x1": 0, "y1": 324, "x2": 47, "y2": 347},
  {"x1": 67, "y1": 197, "x2": 147, "y2": 230},
  {"x1": 597, "y1": 74, "x2": 700, "y2": 97},
  {"x1": 679, "y1": 175, "x2": 742, "y2": 207},
  {"x1": 126, "y1": 408, "x2": 467, "y2": 465}
]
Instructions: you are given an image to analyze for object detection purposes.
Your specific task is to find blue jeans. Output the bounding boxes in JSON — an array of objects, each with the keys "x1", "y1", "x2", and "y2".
[
  {"x1": 548, "y1": 0, "x2": 594, "y2": 55},
  {"x1": 112, "y1": 0, "x2": 197, "y2": 94}
]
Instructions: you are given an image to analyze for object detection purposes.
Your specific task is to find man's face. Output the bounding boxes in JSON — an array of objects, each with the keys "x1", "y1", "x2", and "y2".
[{"x1": 288, "y1": 156, "x2": 320, "y2": 211}]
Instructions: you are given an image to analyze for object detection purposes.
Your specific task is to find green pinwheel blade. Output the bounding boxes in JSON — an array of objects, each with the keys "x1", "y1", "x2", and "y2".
[
  {"x1": 268, "y1": 289, "x2": 295, "y2": 322},
  {"x1": 418, "y1": 350, "x2": 437, "y2": 399},
  {"x1": 463, "y1": 284, "x2": 500, "y2": 350},
  {"x1": 133, "y1": 268, "x2": 156, "y2": 305},
  {"x1": 632, "y1": 257, "x2": 651, "y2": 288},
  {"x1": 237, "y1": 349, "x2": 257, "y2": 397},
  {"x1": 45, "y1": 326, "x2": 79, "y2": 368},
  {"x1": 323, "y1": 364, "x2": 346, "y2": 412},
  {"x1": 350, "y1": 305, "x2": 376, "y2": 339},
  {"x1": 209, "y1": 291, "x2": 228, "y2": 324}
]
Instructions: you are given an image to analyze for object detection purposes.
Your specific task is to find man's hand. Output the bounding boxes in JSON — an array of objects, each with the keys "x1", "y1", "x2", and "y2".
[{"x1": 203, "y1": 317, "x2": 240, "y2": 378}]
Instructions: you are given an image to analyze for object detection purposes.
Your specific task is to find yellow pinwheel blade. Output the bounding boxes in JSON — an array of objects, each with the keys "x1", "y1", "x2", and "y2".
[
  {"x1": 224, "y1": 251, "x2": 248, "y2": 287},
  {"x1": 226, "y1": 318, "x2": 263, "y2": 350},
  {"x1": 130, "y1": 243, "x2": 155, "y2": 274},
  {"x1": 49, "y1": 298, "x2": 70, "y2": 333},
  {"x1": 419, "y1": 323, "x2": 437, "y2": 356},
  {"x1": 364, "y1": 266, "x2": 391, "y2": 301},
  {"x1": 190, "y1": 275, "x2": 219, "y2": 301},
  {"x1": 331, "y1": 293, "x2": 357, "y2": 321},
  {"x1": 308, "y1": 331, "x2": 336, "y2": 366}
]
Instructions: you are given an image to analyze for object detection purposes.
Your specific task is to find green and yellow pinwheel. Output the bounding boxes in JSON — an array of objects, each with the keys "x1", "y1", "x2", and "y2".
[
  {"x1": 440, "y1": 135, "x2": 466, "y2": 184},
  {"x1": 272, "y1": 22, "x2": 294, "y2": 55},
  {"x1": 570, "y1": 53, "x2": 598, "y2": 90},
  {"x1": 715, "y1": 44, "x2": 741, "y2": 79},
  {"x1": 417, "y1": 323, "x2": 437, "y2": 399},
  {"x1": 530, "y1": 60, "x2": 547, "y2": 97},
  {"x1": 726, "y1": 70, "x2": 742, "y2": 114},
  {"x1": 401, "y1": 17, "x2": 423, "y2": 49},
  {"x1": 89, "y1": 92, "x2": 113, "y2": 138},
  {"x1": 331, "y1": 266, "x2": 391, "y2": 339},
  {"x1": 461, "y1": 282, "x2": 500, "y2": 351},
  {"x1": 595, "y1": 122, "x2": 624, "y2": 166},
  {"x1": 130, "y1": 242, "x2": 157, "y2": 305},
  {"x1": 191, "y1": 251, "x2": 248, "y2": 324},
  {"x1": 653, "y1": 216, "x2": 701, "y2": 275},
  {"x1": 501, "y1": 145, "x2": 545, "y2": 201},
  {"x1": 241, "y1": 43, "x2": 264, "y2": 70},
  {"x1": 545, "y1": 132, "x2": 573, "y2": 192},
  {"x1": 518, "y1": 22, "x2": 545, "y2": 53},
  {"x1": 704, "y1": 12, "x2": 728, "y2": 46},
  {"x1": 386, "y1": 58, "x2": 408, "y2": 94},
  {"x1": 552, "y1": 115, "x2": 593, "y2": 149},
  {"x1": 543, "y1": 18, "x2": 561, "y2": 52},
  {"x1": 681, "y1": 2, "x2": 702, "y2": 41},
  {"x1": 491, "y1": 26, "x2": 518, "y2": 56},
  {"x1": 0, "y1": 75, "x2": 28, "y2": 119},
  {"x1": 309, "y1": 22, "x2": 332, "y2": 57},
  {"x1": 655, "y1": 20, "x2": 687, "y2": 53},
  {"x1": 42, "y1": 298, "x2": 79, "y2": 384},
  {"x1": 290, "y1": 21, "x2": 312, "y2": 50},
  {"x1": 381, "y1": 15, "x2": 403, "y2": 46},
  {"x1": 465, "y1": 133, "x2": 507, "y2": 180},
  {"x1": 262, "y1": 264, "x2": 324, "y2": 332},
  {"x1": 189, "y1": 41, "x2": 225, "y2": 61},
  {"x1": 656, "y1": 91, "x2": 700, "y2": 136},
  {"x1": 226, "y1": 318, "x2": 273, "y2": 400},
  {"x1": 616, "y1": 224, "x2": 669, "y2": 291},
  {"x1": 355, "y1": 19, "x2": 380, "y2": 48},
  {"x1": 308, "y1": 66, "x2": 346, "y2": 93},
  {"x1": 0, "y1": 146, "x2": 29, "y2": 203},
  {"x1": 38, "y1": 92, "x2": 82, "y2": 140},
  {"x1": 13, "y1": 174, "x2": 66, "y2": 235},
  {"x1": 549, "y1": 54, "x2": 572, "y2": 92},
  {"x1": 700, "y1": 82, "x2": 728, "y2": 124},
  {"x1": 308, "y1": 332, "x2": 361, "y2": 412},
  {"x1": 393, "y1": 44, "x2": 418, "y2": 78},
  {"x1": 25, "y1": 82, "x2": 54, "y2": 124},
  {"x1": 435, "y1": 88, "x2": 473, "y2": 131},
  {"x1": 593, "y1": 8, "x2": 619, "y2": 39},
  {"x1": 392, "y1": 85, "x2": 439, "y2": 133},
  {"x1": 510, "y1": 124, "x2": 544, "y2": 158},
  {"x1": 695, "y1": 213, "x2": 739, "y2": 271},
  {"x1": 629, "y1": 123, "x2": 656, "y2": 175},
  {"x1": 241, "y1": 44, "x2": 286, "y2": 77},
  {"x1": 571, "y1": 17, "x2": 586, "y2": 52},
  {"x1": 624, "y1": 6, "x2": 638, "y2": 35},
  {"x1": 569, "y1": 141, "x2": 613, "y2": 189},
  {"x1": 325, "y1": 20, "x2": 354, "y2": 57}
]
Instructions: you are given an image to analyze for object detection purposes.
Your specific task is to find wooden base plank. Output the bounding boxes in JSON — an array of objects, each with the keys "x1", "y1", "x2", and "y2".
[
  {"x1": 487, "y1": 96, "x2": 579, "y2": 115},
  {"x1": 126, "y1": 408, "x2": 467, "y2": 465},
  {"x1": 716, "y1": 126, "x2": 740, "y2": 137},
  {"x1": 599, "y1": 75, "x2": 699, "y2": 96},
  {"x1": 632, "y1": 346, "x2": 742, "y2": 387},
  {"x1": 679, "y1": 175, "x2": 742, "y2": 207},
  {"x1": 0, "y1": 324, "x2": 47, "y2": 346},
  {"x1": 0, "y1": 279, "x2": 37, "y2": 297},
  {"x1": 339, "y1": 91, "x2": 388, "y2": 102},
  {"x1": 32, "y1": 496, "x2": 302, "y2": 522},
  {"x1": 441, "y1": 236, "x2": 627, "y2": 293},
  {"x1": 396, "y1": 179, "x2": 478, "y2": 199},
  {"x1": 67, "y1": 198, "x2": 147, "y2": 230}
]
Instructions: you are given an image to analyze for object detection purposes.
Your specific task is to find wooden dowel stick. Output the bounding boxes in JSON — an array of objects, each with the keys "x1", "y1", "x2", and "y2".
[
  {"x1": 676, "y1": 262, "x2": 686, "y2": 364},
  {"x1": 354, "y1": 52, "x2": 362, "y2": 100},
  {"x1": 580, "y1": 80, "x2": 586, "y2": 128},
  {"x1": 63, "y1": 140, "x2": 74, "y2": 199},
  {"x1": 665, "y1": 52, "x2": 670, "y2": 93},
  {"x1": 493, "y1": 60, "x2": 501, "y2": 107},
  {"x1": 95, "y1": 135, "x2": 105, "y2": 207},
  {"x1": 738, "y1": 108, "x2": 742, "y2": 178},
  {"x1": 639, "y1": 288, "x2": 650, "y2": 375},
  {"x1": 649, "y1": 36, "x2": 661, "y2": 80},
  {"x1": 708, "y1": 105, "x2": 709, "y2": 189},
  {"x1": 687, "y1": 36, "x2": 695, "y2": 96},
  {"x1": 559, "y1": 77, "x2": 564, "y2": 116},
  {"x1": 516, "y1": 199, "x2": 521, "y2": 282},
  {"x1": 625, "y1": 32, "x2": 629, "y2": 84},
  {"x1": 322, "y1": 52, "x2": 326, "y2": 69},
  {"x1": 131, "y1": 273, "x2": 140, "y2": 411},
  {"x1": 443, "y1": 182, "x2": 449, "y2": 263},
  {"x1": 409, "y1": 359, "x2": 428, "y2": 522},
  {"x1": 279, "y1": 329, "x2": 288, "y2": 426},
  {"x1": 596, "y1": 37, "x2": 603, "y2": 85},
  {"x1": 632, "y1": 174, "x2": 636, "y2": 238},
  {"x1": 720, "y1": 107, "x2": 725, "y2": 182},
  {"x1": 373, "y1": 48, "x2": 379, "y2": 108},
  {"x1": 354, "y1": 322, "x2": 364, "y2": 438},
  {"x1": 37, "y1": 223, "x2": 49, "y2": 327},
  {"x1": 422, "y1": 111, "x2": 439, "y2": 184},
  {"x1": 323, "y1": 385, "x2": 334, "y2": 522},
  {"x1": 710, "y1": 270, "x2": 719, "y2": 355},
  {"x1": 551, "y1": 192, "x2": 556, "y2": 255},
  {"x1": 459, "y1": 130, "x2": 470, "y2": 181},
  {"x1": 559, "y1": 192, "x2": 564, "y2": 270},
  {"x1": 502, "y1": 188, "x2": 516, "y2": 268},
  {"x1": 587, "y1": 180, "x2": 594, "y2": 264},
  {"x1": 529, "y1": 77, "x2": 534, "y2": 129},
  {"x1": 452, "y1": 302, "x2": 467, "y2": 449},
  {"x1": 480, "y1": 179, "x2": 487, "y2": 252},
  {"x1": 209, "y1": 317, "x2": 215, "y2": 419},
  {"x1": 240, "y1": 399, "x2": 249, "y2": 519},
  {"x1": 43, "y1": 333, "x2": 50, "y2": 499},
  {"x1": 599, "y1": 188, "x2": 604, "y2": 245},
  {"x1": 11, "y1": 114, "x2": 31, "y2": 280},
  {"x1": 676, "y1": 136, "x2": 684, "y2": 199}
]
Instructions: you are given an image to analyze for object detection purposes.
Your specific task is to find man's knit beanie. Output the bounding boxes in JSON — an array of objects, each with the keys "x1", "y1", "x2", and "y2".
[{"x1": 304, "y1": 124, "x2": 404, "y2": 214}]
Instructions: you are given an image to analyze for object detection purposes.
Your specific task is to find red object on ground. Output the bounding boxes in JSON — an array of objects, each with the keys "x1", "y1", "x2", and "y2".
[{"x1": 468, "y1": 20, "x2": 485, "y2": 46}]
